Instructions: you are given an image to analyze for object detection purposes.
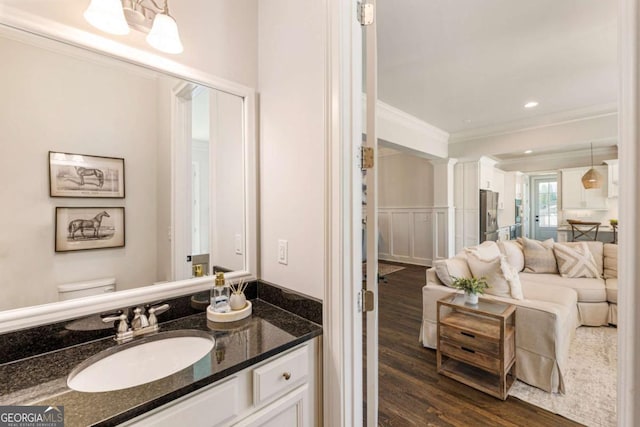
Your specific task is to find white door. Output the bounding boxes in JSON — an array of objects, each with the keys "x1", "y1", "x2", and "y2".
[
  {"x1": 363, "y1": 2, "x2": 379, "y2": 426},
  {"x1": 532, "y1": 176, "x2": 558, "y2": 241}
]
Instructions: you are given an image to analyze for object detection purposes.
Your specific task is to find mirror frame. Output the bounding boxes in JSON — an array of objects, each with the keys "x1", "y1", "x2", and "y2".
[{"x1": 0, "y1": 8, "x2": 258, "y2": 332}]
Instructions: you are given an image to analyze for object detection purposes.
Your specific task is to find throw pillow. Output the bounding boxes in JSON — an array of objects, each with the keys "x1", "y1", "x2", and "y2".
[
  {"x1": 434, "y1": 257, "x2": 472, "y2": 287},
  {"x1": 470, "y1": 240, "x2": 502, "y2": 260},
  {"x1": 554, "y1": 242, "x2": 600, "y2": 278},
  {"x1": 466, "y1": 252, "x2": 524, "y2": 300},
  {"x1": 521, "y1": 237, "x2": 558, "y2": 273},
  {"x1": 497, "y1": 240, "x2": 525, "y2": 272}
]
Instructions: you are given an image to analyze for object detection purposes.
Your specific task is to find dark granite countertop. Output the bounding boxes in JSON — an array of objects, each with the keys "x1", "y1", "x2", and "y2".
[{"x1": 0, "y1": 300, "x2": 322, "y2": 427}]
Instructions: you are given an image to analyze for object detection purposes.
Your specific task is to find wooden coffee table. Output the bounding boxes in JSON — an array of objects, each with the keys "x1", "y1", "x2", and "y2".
[{"x1": 436, "y1": 294, "x2": 516, "y2": 400}]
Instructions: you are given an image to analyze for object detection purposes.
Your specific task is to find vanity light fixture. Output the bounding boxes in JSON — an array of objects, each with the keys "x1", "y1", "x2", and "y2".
[
  {"x1": 84, "y1": 0, "x2": 183, "y2": 54},
  {"x1": 524, "y1": 101, "x2": 539, "y2": 109},
  {"x1": 581, "y1": 143, "x2": 603, "y2": 189}
]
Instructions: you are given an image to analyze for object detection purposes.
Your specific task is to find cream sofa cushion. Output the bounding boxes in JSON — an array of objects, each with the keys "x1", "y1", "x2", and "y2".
[
  {"x1": 520, "y1": 273, "x2": 606, "y2": 303},
  {"x1": 466, "y1": 251, "x2": 524, "y2": 300},
  {"x1": 434, "y1": 256, "x2": 472, "y2": 287},
  {"x1": 498, "y1": 240, "x2": 525, "y2": 272},
  {"x1": 553, "y1": 242, "x2": 600, "y2": 278},
  {"x1": 521, "y1": 237, "x2": 558, "y2": 273},
  {"x1": 605, "y1": 278, "x2": 617, "y2": 304},
  {"x1": 604, "y1": 243, "x2": 618, "y2": 279}
]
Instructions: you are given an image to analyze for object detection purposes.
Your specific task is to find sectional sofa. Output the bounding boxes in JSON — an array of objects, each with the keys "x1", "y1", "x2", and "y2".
[{"x1": 420, "y1": 238, "x2": 618, "y2": 393}]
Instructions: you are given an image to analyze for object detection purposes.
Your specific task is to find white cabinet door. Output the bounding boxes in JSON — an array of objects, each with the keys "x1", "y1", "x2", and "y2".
[
  {"x1": 234, "y1": 386, "x2": 307, "y2": 427},
  {"x1": 493, "y1": 169, "x2": 505, "y2": 209},
  {"x1": 561, "y1": 167, "x2": 608, "y2": 210}
]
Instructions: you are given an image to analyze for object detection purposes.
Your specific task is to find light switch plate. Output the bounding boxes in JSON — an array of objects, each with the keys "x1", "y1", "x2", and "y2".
[
  {"x1": 278, "y1": 239, "x2": 288, "y2": 265},
  {"x1": 235, "y1": 234, "x2": 243, "y2": 255}
]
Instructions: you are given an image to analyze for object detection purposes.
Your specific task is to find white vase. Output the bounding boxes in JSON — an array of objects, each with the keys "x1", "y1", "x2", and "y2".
[
  {"x1": 229, "y1": 293, "x2": 247, "y2": 311},
  {"x1": 465, "y1": 292, "x2": 479, "y2": 305}
]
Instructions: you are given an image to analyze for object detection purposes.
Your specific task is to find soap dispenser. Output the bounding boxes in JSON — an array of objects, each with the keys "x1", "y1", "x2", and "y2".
[{"x1": 211, "y1": 272, "x2": 231, "y2": 313}]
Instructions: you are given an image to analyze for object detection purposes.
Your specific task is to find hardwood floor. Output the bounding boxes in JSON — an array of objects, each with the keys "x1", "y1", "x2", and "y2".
[{"x1": 369, "y1": 262, "x2": 582, "y2": 427}]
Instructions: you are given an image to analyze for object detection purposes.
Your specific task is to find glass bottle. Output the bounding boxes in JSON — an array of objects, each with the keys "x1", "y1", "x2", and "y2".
[{"x1": 211, "y1": 272, "x2": 230, "y2": 313}]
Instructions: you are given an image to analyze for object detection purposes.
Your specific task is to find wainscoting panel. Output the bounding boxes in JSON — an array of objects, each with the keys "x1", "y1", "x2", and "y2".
[
  {"x1": 379, "y1": 207, "x2": 450, "y2": 266},
  {"x1": 390, "y1": 212, "x2": 411, "y2": 257}
]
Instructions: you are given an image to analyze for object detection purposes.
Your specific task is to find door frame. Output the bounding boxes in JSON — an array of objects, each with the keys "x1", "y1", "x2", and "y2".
[{"x1": 529, "y1": 174, "x2": 558, "y2": 241}]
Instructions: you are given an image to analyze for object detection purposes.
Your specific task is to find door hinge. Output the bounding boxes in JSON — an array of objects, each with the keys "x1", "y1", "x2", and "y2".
[
  {"x1": 358, "y1": 289, "x2": 375, "y2": 312},
  {"x1": 357, "y1": 2, "x2": 374, "y2": 26},
  {"x1": 360, "y1": 146, "x2": 374, "y2": 170}
]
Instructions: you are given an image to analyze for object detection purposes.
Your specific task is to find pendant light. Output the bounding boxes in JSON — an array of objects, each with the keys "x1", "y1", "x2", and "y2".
[{"x1": 581, "y1": 143, "x2": 603, "y2": 189}]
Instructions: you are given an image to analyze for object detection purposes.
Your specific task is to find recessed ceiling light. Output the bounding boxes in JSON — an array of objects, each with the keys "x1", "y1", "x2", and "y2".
[
  {"x1": 463, "y1": 119, "x2": 472, "y2": 124},
  {"x1": 524, "y1": 101, "x2": 539, "y2": 109},
  {"x1": 524, "y1": 150, "x2": 533, "y2": 154}
]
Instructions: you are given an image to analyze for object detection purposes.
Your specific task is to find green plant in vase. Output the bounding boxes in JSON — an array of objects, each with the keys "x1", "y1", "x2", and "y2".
[{"x1": 451, "y1": 276, "x2": 489, "y2": 305}]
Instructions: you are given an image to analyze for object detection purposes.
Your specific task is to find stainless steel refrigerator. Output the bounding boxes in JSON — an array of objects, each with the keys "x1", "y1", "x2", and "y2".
[{"x1": 480, "y1": 189, "x2": 499, "y2": 242}]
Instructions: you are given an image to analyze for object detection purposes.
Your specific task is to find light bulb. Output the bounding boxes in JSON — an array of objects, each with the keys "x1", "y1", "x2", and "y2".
[
  {"x1": 84, "y1": 0, "x2": 130, "y2": 35},
  {"x1": 146, "y1": 13, "x2": 184, "y2": 54}
]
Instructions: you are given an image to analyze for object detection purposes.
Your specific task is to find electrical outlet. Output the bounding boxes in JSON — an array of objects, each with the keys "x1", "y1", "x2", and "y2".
[
  {"x1": 235, "y1": 234, "x2": 243, "y2": 255},
  {"x1": 278, "y1": 239, "x2": 288, "y2": 265}
]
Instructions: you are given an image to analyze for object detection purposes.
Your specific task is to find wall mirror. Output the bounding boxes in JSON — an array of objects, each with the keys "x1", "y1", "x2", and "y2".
[{"x1": 0, "y1": 18, "x2": 256, "y2": 322}]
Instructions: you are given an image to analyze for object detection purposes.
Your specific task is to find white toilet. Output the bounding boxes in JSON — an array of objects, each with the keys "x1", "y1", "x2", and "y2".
[{"x1": 57, "y1": 277, "x2": 116, "y2": 301}]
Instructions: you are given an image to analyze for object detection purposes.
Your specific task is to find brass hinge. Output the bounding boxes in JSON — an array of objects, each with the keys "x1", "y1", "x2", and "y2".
[
  {"x1": 361, "y1": 146, "x2": 374, "y2": 170},
  {"x1": 359, "y1": 289, "x2": 375, "y2": 312},
  {"x1": 357, "y1": 2, "x2": 374, "y2": 26}
]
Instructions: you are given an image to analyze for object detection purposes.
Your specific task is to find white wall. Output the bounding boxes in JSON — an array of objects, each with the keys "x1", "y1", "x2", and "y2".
[
  {"x1": 0, "y1": 36, "x2": 160, "y2": 309},
  {"x1": 1, "y1": 0, "x2": 258, "y2": 88},
  {"x1": 378, "y1": 153, "x2": 434, "y2": 207},
  {"x1": 258, "y1": 0, "x2": 326, "y2": 300},
  {"x1": 377, "y1": 152, "x2": 445, "y2": 266}
]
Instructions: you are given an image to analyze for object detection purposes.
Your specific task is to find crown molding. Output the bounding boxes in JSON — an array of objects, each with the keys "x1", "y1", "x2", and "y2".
[
  {"x1": 449, "y1": 103, "x2": 618, "y2": 143},
  {"x1": 362, "y1": 94, "x2": 450, "y2": 153},
  {"x1": 496, "y1": 145, "x2": 618, "y2": 167}
]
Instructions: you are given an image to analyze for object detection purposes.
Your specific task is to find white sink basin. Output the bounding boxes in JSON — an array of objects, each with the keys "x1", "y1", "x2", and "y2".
[{"x1": 67, "y1": 330, "x2": 215, "y2": 392}]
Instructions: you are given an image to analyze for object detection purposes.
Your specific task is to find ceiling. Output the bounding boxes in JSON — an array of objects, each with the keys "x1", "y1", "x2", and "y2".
[{"x1": 377, "y1": 0, "x2": 618, "y2": 136}]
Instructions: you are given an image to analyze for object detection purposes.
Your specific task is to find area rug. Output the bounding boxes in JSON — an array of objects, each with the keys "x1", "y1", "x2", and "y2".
[
  {"x1": 362, "y1": 262, "x2": 406, "y2": 277},
  {"x1": 509, "y1": 326, "x2": 617, "y2": 427}
]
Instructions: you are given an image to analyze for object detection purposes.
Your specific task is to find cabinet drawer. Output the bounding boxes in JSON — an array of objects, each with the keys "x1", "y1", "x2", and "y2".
[
  {"x1": 440, "y1": 340, "x2": 500, "y2": 373},
  {"x1": 440, "y1": 324, "x2": 499, "y2": 355},
  {"x1": 253, "y1": 345, "x2": 309, "y2": 405}
]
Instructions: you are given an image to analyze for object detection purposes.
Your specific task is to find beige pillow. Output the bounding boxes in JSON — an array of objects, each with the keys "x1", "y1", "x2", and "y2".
[
  {"x1": 466, "y1": 252, "x2": 524, "y2": 300},
  {"x1": 466, "y1": 241, "x2": 501, "y2": 261},
  {"x1": 434, "y1": 258, "x2": 472, "y2": 287},
  {"x1": 603, "y1": 243, "x2": 618, "y2": 279},
  {"x1": 521, "y1": 237, "x2": 558, "y2": 273},
  {"x1": 554, "y1": 242, "x2": 600, "y2": 278},
  {"x1": 497, "y1": 240, "x2": 525, "y2": 272}
]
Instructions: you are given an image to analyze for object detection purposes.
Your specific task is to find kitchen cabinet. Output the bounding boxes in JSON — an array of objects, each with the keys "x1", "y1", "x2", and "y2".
[
  {"x1": 123, "y1": 339, "x2": 320, "y2": 427},
  {"x1": 493, "y1": 169, "x2": 505, "y2": 209},
  {"x1": 561, "y1": 166, "x2": 608, "y2": 210},
  {"x1": 603, "y1": 159, "x2": 619, "y2": 198}
]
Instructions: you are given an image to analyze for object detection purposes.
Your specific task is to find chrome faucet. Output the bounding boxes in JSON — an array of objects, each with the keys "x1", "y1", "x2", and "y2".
[{"x1": 102, "y1": 303, "x2": 170, "y2": 343}]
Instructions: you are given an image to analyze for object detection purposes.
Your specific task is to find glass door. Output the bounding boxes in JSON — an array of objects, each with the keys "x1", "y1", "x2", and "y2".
[{"x1": 532, "y1": 176, "x2": 558, "y2": 241}]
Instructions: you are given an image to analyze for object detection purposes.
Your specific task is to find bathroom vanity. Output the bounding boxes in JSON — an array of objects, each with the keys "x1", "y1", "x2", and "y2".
[{"x1": 0, "y1": 296, "x2": 322, "y2": 427}]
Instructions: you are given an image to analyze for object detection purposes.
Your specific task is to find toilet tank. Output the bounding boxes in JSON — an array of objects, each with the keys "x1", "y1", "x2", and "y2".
[{"x1": 58, "y1": 277, "x2": 116, "y2": 301}]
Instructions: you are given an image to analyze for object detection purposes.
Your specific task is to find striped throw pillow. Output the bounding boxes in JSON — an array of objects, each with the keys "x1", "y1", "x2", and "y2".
[{"x1": 553, "y1": 242, "x2": 600, "y2": 278}]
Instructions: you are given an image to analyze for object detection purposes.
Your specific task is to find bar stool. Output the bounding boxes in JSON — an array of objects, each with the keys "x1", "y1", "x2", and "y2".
[{"x1": 567, "y1": 219, "x2": 601, "y2": 241}]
